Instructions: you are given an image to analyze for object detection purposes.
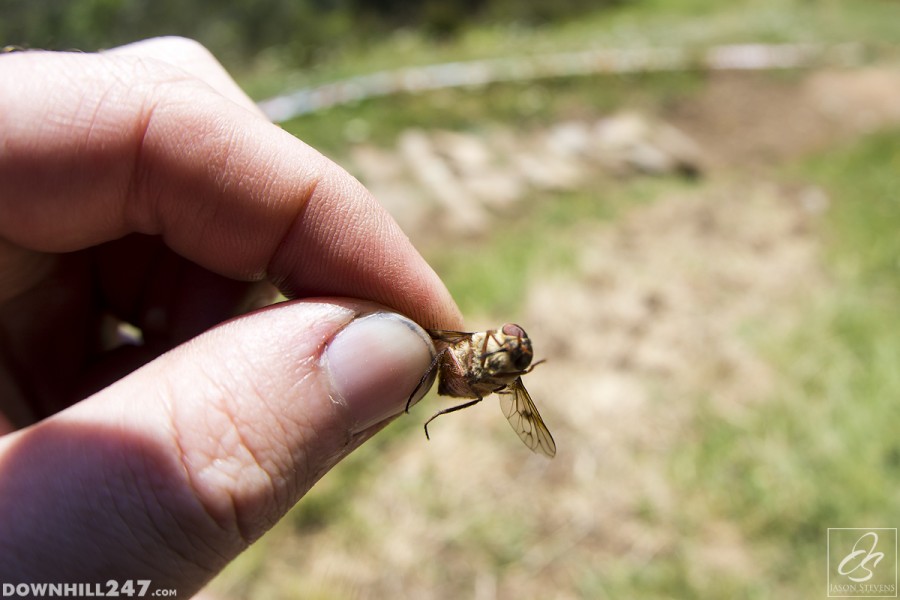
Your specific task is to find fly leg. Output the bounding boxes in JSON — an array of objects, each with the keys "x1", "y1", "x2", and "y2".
[
  {"x1": 479, "y1": 330, "x2": 503, "y2": 369},
  {"x1": 424, "y1": 397, "x2": 483, "y2": 440},
  {"x1": 405, "y1": 348, "x2": 447, "y2": 413}
]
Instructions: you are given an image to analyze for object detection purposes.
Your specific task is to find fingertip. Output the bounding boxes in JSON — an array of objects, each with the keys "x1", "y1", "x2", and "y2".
[{"x1": 324, "y1": 312, "x2": 436, "y2": 433}]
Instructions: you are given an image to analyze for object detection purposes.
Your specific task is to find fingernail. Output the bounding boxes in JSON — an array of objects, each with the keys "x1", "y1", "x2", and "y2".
[{"x1": 325, "y1": 312, "x2": 436, "y2": 433}]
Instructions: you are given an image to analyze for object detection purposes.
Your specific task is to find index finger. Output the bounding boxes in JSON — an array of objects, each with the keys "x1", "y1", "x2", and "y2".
[{"x1": 0, "y1": 48, "x2": 462, "y2": 330}]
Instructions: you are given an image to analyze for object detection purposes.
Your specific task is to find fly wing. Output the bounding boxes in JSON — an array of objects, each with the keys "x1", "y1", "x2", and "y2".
[
  {"x1": 497, "y1": 378, "x2": 557, "y2": 458},
  {"x1": 427, "y1": 328, "x2": 474, "y2": 344}
]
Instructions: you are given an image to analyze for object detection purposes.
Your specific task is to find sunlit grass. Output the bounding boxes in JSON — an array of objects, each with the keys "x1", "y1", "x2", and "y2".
[{"x1": 238, "y1": 0, "x2": 900, "y2": 100}]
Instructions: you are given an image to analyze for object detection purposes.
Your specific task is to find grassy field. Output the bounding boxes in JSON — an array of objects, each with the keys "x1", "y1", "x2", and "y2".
[
  {"x1": 210, "y1": 1, "x2": 900, "y2": 597},
  {"x1": 239, "y1": 0, "x2": 900, "y2": 99}
]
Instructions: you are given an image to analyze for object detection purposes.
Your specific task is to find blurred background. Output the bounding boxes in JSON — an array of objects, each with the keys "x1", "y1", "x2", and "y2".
[{"x1": 7, "y1": 0, "x2": 900, "y2": 597}]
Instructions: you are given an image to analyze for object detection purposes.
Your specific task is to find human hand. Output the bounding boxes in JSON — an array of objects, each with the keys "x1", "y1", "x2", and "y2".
[{"x1": 0, "y1": 37, "x2": 461, "y2": 594}]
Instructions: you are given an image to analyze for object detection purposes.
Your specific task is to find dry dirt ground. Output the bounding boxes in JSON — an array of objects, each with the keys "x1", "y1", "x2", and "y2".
[{"x1": 213, "y1": 67, "x2": 900, "y2": 598}]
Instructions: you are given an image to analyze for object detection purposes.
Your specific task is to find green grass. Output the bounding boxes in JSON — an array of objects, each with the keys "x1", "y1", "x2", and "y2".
[
  {"x1": 280, "y1": 71, "x2": 703, "y2": 159},
  {"x1": 239, "y1": 0, "x2": 900, "y2": 99},
  {"x1": 811, "y1": 131, "x2": 900, "y2": 288}
]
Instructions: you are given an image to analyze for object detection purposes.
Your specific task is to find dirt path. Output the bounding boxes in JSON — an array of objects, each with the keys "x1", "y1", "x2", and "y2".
[{"x1": 669, "y1": 68, "x2": 900, "y2": 168}]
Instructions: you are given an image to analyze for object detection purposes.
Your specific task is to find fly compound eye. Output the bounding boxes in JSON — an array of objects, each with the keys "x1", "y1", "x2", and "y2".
[
  {"x1": 501, "y1": 323, "x2": 527, "y2": 338},
  {"x1": 501, "y1": 323, "x2": 532, "y2": 371}
]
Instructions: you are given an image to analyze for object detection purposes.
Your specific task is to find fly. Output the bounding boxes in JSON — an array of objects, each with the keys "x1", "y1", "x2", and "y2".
[{"x1": 407, "y1": 323, "x2": 556, "y2": 458}]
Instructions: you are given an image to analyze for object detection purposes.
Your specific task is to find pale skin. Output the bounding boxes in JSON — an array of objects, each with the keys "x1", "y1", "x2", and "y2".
[{"x1": 0, "y1": 37, "x2": 462, "y2": 593}]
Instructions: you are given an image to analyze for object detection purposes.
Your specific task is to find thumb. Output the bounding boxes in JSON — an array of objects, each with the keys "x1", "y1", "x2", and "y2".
[{"x1": 0, "y1": 299, "x2": 436, "y2": 594}]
